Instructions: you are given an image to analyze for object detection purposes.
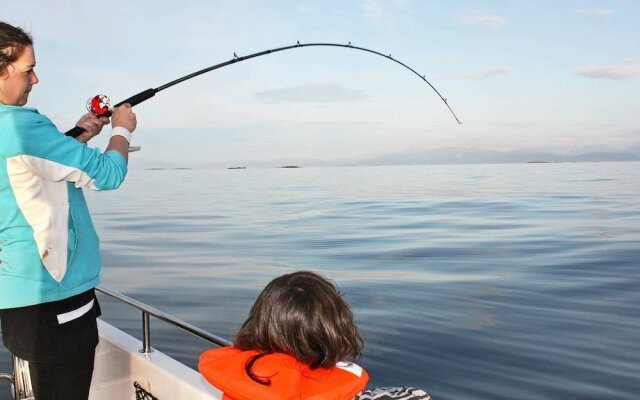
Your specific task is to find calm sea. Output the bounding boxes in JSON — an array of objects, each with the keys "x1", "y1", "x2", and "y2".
[{"x1": 1, "y1": 162, "x2": 639, "y2": 399}]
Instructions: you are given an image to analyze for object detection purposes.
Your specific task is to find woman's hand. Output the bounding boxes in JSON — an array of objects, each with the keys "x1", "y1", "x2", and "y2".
[
  {"x1": 111, "y1": 104, "x2": 137, "y2": 133},
  {"x1": 73, "y1": 113, "x2": 111, "y2": 143}
]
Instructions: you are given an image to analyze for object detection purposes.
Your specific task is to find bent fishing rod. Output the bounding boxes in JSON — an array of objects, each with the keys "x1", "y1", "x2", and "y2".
[{"x1": 66, "y1": 41, "x2": 461, "y2": 138}]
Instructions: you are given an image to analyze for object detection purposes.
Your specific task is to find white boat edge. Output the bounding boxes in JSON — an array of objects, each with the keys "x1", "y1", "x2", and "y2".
[{"x1": 89, "y1": 319, "x2": 223, "y2": 400}]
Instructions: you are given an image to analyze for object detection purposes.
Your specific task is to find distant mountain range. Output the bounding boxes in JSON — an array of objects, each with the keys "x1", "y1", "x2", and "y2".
[
  {"x1": 349, "y1": 147, "x2": 640, "y2": 166},
  {"x1": 130, "y1": 147, "x2": 640, "y2": 169}
]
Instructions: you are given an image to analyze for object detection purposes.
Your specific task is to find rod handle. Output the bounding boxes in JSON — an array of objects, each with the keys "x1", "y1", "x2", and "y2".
[
  {"x1": 114, "y1": 88, "x2": 156, "y2": 108},
  {"x1": 66, "y1": 126, "x2": 84, "y2": 138},
  {"x1": 65, "y1": 89, "x2": 156, "y2": 137}
]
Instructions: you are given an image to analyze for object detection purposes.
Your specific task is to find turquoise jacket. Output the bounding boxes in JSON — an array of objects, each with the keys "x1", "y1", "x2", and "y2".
[{"x1": 0, "y1": 105, "x2": 127, "y2": 309}]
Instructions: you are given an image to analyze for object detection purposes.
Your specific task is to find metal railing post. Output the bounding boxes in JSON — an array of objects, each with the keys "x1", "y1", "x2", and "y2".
[
  {"x1": 141, "y1": 311, "x2": 153, "y2": 354},
  {"x1": 12, "y1": 356, "x2": 20, "y2": 400},
  {"x1": 10, "y1": 355, "x2": 33, "y2": 400}
]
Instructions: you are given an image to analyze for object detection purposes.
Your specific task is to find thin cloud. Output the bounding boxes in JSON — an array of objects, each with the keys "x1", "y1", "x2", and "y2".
[
  {"x1": 255, "y1": 83, "x2": 368, "y2": 104},
  {"x1": 575, "y1": 59, "x2": 640, "y2": 80},
  {"x1": 361, "y1": 0, "x2": 385, "y2": 22},
  {"x1": 466, "y1": 68, "x2": 512, "y2": 80},
  {"x1": 297, "y1": 2, "x2": 317, "y2": 12},
  {"x1": 459, "y1": 11, "x2": 508, "y2": 27},
  {"x1": 575, "y1": 8, "x2": 613, "y2": 16},
  {"x1": 359, "y1": 0, "x2": 411, "y2": 27}
]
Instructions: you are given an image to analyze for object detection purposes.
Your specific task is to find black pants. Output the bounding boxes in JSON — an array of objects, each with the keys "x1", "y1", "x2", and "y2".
[
  {"x1": 29, "y1": 354, "x2": 95, "y2": 400},
  {"x1": 1, "y1": 289, "x2": 101, "y2": 400}
]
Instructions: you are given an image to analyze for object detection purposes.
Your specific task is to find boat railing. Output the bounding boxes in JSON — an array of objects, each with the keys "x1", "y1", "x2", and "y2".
[
  {"x1": 0, "y1": 370, "x2": 15, "y2": 399},
  {"x1": 1, "y1": 286, "x2": 232, "y2": 399},
  {"x1": 95, "y1": 285, "x2": 233, "y2": 353},
  {"x1": 0, "y1": 356, "x2": 32, "y2": 400}
]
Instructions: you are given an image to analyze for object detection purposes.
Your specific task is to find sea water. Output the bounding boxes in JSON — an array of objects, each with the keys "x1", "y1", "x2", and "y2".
[{"x1": 1, "y1": 162, "x2": 639, "y2": 399}]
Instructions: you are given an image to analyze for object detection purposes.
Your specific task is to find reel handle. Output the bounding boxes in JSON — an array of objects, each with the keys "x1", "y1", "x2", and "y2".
[{"x1": 65, "y1": 89, "x2": 156, "y2": 138}]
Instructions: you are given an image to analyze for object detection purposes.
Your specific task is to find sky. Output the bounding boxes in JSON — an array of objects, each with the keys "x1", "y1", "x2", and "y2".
[{"x1": 2, "y1": 0, "x2": 639, "y2": 166}]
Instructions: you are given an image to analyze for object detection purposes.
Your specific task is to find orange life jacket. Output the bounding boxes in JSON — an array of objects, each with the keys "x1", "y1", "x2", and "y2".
[{"x1": 199, "y1": 347, "x2": 369, "y2": 400}]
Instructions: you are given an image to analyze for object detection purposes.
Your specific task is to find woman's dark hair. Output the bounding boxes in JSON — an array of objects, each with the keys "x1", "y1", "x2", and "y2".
[
  {"x1": 235, "y1": 270, "x2": 363, "y2": 382},
  {"x1": 0, "y1": 22, "x2": 33, "y2": 77}
]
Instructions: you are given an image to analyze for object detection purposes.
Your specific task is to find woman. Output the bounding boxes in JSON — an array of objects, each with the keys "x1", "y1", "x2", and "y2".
[{"x1": 0, "y1": 21, "x2": 137, "y2": 399}]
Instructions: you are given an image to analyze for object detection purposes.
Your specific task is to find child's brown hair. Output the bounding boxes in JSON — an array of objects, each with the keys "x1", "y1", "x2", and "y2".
[{"x1": 235, "y1": 270, "x2": 363, "y2": 372}]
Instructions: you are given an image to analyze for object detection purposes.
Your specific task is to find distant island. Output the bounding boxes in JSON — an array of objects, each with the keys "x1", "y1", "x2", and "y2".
[
  {"x1": 145, "y1": 167, "x2": 192, "y2": 171},
  {"x1": 279, "y1": 165, "x2": 300, "y2": 168},
  {"x1": 227, "y1": 166, "x2": 247, "y2": 170}
]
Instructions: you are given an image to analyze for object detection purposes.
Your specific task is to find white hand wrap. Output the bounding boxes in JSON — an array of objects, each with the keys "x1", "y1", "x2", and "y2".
[{"x1": 110, "y1": 127, "x2": 132, "y2": 143}]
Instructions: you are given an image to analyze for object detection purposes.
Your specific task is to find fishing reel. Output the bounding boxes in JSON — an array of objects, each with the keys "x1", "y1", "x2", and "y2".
[
  {"x1": 87, "y1": 94, "x2": 112, "y2": 117},
  {"x1": 81, "y1": 94, "x2": 141, "y2": 152}
]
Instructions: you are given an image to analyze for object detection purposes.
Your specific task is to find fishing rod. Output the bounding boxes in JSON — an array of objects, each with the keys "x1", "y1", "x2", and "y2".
[{"x1": 65, "y1": 41, "x2": 461, "y2": 138}]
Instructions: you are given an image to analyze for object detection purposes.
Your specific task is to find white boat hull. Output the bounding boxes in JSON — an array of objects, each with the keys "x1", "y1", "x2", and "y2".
[{"x1": 90, "y1": 320, "x2": 222, "y2": 400}]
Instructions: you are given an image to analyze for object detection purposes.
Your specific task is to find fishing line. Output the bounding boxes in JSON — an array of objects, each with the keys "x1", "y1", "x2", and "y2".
[{"x1": 66, "y1": 41, "x2": 461, "y2": 138}]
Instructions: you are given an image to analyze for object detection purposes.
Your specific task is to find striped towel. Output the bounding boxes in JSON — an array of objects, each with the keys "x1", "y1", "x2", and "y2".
[{"x1": 354, "y1": 387, "x2": 432, "y2": 400}]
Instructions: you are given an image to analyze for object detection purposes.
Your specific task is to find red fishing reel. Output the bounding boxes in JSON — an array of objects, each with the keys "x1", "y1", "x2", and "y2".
[{"x1": 86, "y1": 94, "x2": 112, "y2": 117}]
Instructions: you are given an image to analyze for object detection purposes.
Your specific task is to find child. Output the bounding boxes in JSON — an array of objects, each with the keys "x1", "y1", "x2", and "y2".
[{"x1": 199, "y1": 270, "x2": 368, "y2": 400}]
